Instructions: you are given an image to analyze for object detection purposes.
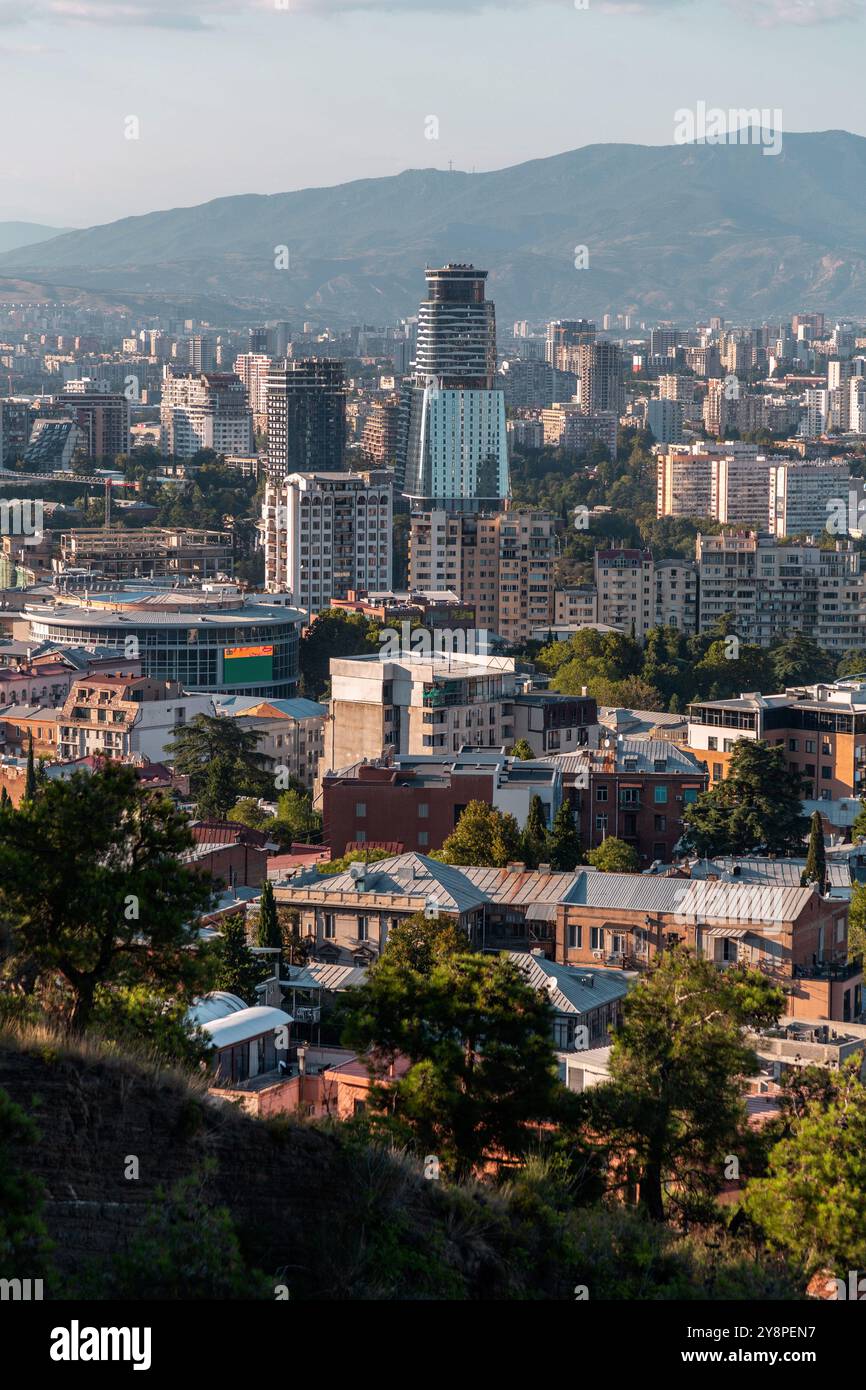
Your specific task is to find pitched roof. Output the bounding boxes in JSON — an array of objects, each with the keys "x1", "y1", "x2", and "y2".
[
  {"x1": 508, "y1": 952, "x2": 631, "y2": 1015},
  {"x1": 562, "y1": 870, "x2": 816, "y2": 923}
]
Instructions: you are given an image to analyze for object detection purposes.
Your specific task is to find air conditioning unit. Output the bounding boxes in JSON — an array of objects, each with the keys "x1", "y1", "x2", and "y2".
[{"x1": 592, "y1": 949, "x2": 604, "y2": 960}]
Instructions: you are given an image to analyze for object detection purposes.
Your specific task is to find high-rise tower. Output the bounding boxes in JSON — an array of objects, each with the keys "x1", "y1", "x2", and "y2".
[
  {"x1": 265, "y1": 358, "x2": 347, "y2": 481},
  {"x1": 401, "y1": 264, "x2": 509, "y2": 511}
]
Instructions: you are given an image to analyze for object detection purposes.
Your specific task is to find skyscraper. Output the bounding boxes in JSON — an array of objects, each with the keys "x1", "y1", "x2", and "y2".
[
  {"x1": 265, "y1": 358, "x2": 347, "y2": 481},
  {"x1": 402, "y1": 264, "x2": 509, "y2": 511}
]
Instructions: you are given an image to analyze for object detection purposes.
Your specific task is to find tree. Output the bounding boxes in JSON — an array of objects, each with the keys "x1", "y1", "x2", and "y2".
[
  {"x1": 438, "y1": 800, "x2": 521, "y2": 868},
  {"x1": 851, "y1": 800, "x2": 866, "y2": 842},
  {"x1": 546, "y1": 799, "x2": 584, "y2": 871},
  {"x1": 24, "y1": 734, "x2": 37, "y2": 802},
  {"x1": 256, "y1": 879, "x2": 281, "y2": 950},
  {"x1": 802, "y1": 811, "x2": 826, "y2": 893},
  {"x1": 682, "y1": 741, "x2": 808, "y2": 858},
  {"x1": 166, "y1": 715, "x2": 270, "y2": 818},
  {"x1": 586, "y1": 837, "x2": 639, "y2": 873},
  {"x1": 521, "y1": 794, "x2": 549, "y2": 869},
  {"x1": 848, "y1": 882, "x2": 866, "y2": 964},
  {"x1": 509, "y1": 739, "x2": 534, "y2": 761},
  {"x1": 91, "y1": 985, "x2": 211, "y2": 1068},
  {"x1": 379, "y1": 910, "x2": 468, "y2": 974},
  {"x1": 771, "y1": 634, "x2": 836, "y2": 689},
  {"x1": 742, "y1": 1059, "x2": 866, "y2": 1277},
  {"x1": 274, "y1": 788, "x2": 321, "y2": 846},
  {"x1": 227, "y1": 799, "x2": 274, "y2": 834},
  {"x1": 0, "y1": 764, "x2": 214, "y2": 1033},
  {"x1": 298, "y1": 609, "x2": 382, "y2": 700},
  {"x1": 0, "y1": 1087, "x2": 54, "y2": 1283},
  {"x1": 317, "y1": 847, "x2": 393, "y2": 875},
  {"x1": 591, "y1": 950, "x2": 784, "y2": 1221},
  {"x1": 214, "y1": 913, "x2": 268, "y2": 1003},
  {"x1": 341, "y1": 950, "x2": 565, "y2": 1179}
]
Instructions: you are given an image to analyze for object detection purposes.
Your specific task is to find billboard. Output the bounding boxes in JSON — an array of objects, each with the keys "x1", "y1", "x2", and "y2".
[{"x1": 222, "y1": 644, "x2": 274, "y2": 684}]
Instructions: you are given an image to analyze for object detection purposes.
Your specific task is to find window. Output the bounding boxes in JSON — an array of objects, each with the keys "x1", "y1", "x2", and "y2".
[
  {"x1": 713, "y1": 763, "x2": 723, "y2": 781},
  {"x1": 355, "y1": 829, "x2": 366, "y2": 843},
  {"x1": 788, "y1": 738, "x2": 799, "y2": 752},
  {"x1": 805, "y1": 739, "x2": 816, "y2": 753},
  {"x1": 590, "y1": 927, "x2": 604, "y2": 951},
  {"x1": 418, "y1": 803, "x2": 429, "y2": 818},
  {"x1": 595, "y1": 814, "x2": 608, "y2": 833},
  {"x1": 357, "y1": 915, "x2": 368, "y2": 941},
  {"x1": 821, "y1": 766, "x2": 831, "y2": 780},
  {"x1": 596, "y1": 785, "x2": 608, "y2": 802},
  {"x1": 683, "y1": 788, "x2": 698, "y2": 804},
  {"x1": 323, "y1": 912, "x2": 335, "y2": 939},
  {"x1": 707, "y1": 736, "x2": 718, "y2": 751},
  {"x1": 653, "y1": 843, "x2": 666, "y2": 860},
  {"x1": 568, "y1": 922, "x2": 582, "y2": 950},
  {"x1": 418, "y1": 830, "x2": 428, "y2": 846},
  {"x1": 654, "y1": 815, "x2": 667, "y2": 831},
  {"x1": 654, "y1": 786, "x2": 668, "y2": 804},
  {"x1": 355, "y1": 802, "x2": 366, "y2": 817}
]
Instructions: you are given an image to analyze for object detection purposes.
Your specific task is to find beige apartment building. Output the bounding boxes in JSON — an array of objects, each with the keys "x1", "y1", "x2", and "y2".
[
  {"x1": 594, "y1": 548, "x2": 654, "y2": 640},
  {"x1": 409, "y1": 508, "x2": 555, "y2": 643},
  {"x1": 554, "y1": 585, "x2": 598, "y2": 626},
  {"x1": 321, "y1": 651, "x2": 519, "y2": 778}
]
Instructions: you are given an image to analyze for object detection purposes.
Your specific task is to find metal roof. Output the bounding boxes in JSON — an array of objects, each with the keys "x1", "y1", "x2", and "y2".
[
  {"x1": 201, "y1": 1005, "x2": 292, "y2": 1048},
  {"x1": 563, "y1": 871, "x2": 816, "y2": 922},
  {"x1": 462, "y1": 866, "x2": 580, "y2": 906},
  {"x1": 294, "y1": 852, "x2": 491, "y2": 914},
  {"x1": 509, "y1": 952, "x2": 631, "y2": 1016},
  {"x1": 691, "y1": 856, "x2": 850, "y2": 890}
]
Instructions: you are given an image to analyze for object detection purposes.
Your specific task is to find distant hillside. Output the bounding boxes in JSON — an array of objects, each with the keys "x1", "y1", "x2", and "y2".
[
  {"x1": 1, "y1": 131, "x2": 865, "y2": 323},
  {"x1": 0, "y1": 222, "x2": 70, "y2": 255}
]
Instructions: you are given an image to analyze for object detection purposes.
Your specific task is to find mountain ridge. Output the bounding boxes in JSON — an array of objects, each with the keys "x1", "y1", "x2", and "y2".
[{"x1": 3, "y1": 131, "x2": 865, "y2": 323}]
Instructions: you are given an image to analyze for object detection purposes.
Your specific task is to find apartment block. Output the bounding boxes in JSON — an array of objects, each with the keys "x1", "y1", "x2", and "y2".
[
  {"x1": 409, "y1": 508, "x2": 556, "y2": 643},
  {"x1": 262, "y1": 470, "x2": 393, "y2": 617},
  {"x1": 696, "y1": 532, "x2": 866, "y2": 652},
  {"x1": 594, "y1": 548, "x2": 654, "y2": 640},
  {"x1": 160, "y1": 371, "x2": 253, "y2": 459},
  {"x1": 554, "y1": 586, "x2": 599, "y2": 627},
  {"x1": 59, "y1": 675, "x2": 214, "y2": 763},
  {"x1": 770, "y1": 459, "x2": 854, "y2": 538},
  {"x1": 654, "y1": 559, "x2": 698, "y2": 633}
]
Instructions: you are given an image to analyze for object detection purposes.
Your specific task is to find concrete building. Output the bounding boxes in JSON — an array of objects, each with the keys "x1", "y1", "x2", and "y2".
[
  {"x1": 770, "y1": 459, "x2": 854, "y2": 538},
  {"x1": 233, "y1": 352, "x2": 272, "y2": 414},
  {"x1": 408, "y1": 508, "x2": 556, "y2": 644},
  {"x1": 711, "y1": 454, "x2": 773, "y2": 528},
  {"x1": 54, "y1": 527, "x2": 233, "y2": 581},
  {"x1": 696, "y1": 532, "x2": 866, "y2": 652},
  {"x1": 261, "y1": 470, "x2": 393, "y2": 617},
  {"x1": 540, "y1": 402, "x2": 618, "y2": 457},
  {"x1": 57, "y1": 382, "x2": 130, "y2": 460},
  {"x1": 498, "y1": 359, "x2": 577, "y2": 409},
  {"x1": 322, "y1": 651, "x2": 519, "y2": 774},
  {"x1": 554, "y1": 586, "x2": 598, "y2": 627},
  {"x1": 511, "y1": 689, "x2": 598, "y2": 756},
  {"x1": 646, "y1": 397, "x2": 684, "y2": 445},
  {"x1": 653, "y1": 559, "x2": 698, "y2": 633},
  {"x1": 594, "y1": 548, "x2": 654, "y2": 640},
  {"x1": 265, "y1": 358, "x2": 347, "y2": 481},
  {"x1": 160, "y1": 371, "x2": 254, "y2": 459}
]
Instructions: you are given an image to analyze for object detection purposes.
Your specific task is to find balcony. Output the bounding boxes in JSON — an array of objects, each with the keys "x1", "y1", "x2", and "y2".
[{"x1": 793, "y1": 956, "x2": 862, "y2": 983}]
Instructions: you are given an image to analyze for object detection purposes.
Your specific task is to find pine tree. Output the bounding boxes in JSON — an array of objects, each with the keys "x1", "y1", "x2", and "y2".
[
  {"x1": 24, "y1": 735, "x2": 37, "y2": 803},
  {"x1": 215, "y1": 914, "x2": 267, "y2": 1004},
  {"x1": 521, "y1": 793, "x2": 548, "y2": 869},
  {"x1": 803, "y1": 810, "x2": 827, "y2": 893},
  {"x1": 257, "y1": 879, "x2": 281, "y2": 949},
  {"x1": 546, "y1": 799, "x2": 584, "y2": 872}
]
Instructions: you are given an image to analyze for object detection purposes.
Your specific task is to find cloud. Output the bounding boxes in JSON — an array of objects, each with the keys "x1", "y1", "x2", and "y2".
[{"x1": 731, "y1": 0, "x2": 864, "y2": 21}]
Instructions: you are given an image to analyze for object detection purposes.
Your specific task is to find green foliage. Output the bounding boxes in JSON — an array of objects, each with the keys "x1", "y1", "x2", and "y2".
[
  {"x1": 0, "y1": 1086, "x2": 54, "y2": 1282},
  {"x1": 521, "y1": 793, "x2": 549, "y2": 869},
  {"x1": 802, "y1": 811, "x2": 826, "y2": 892},
  {"x1": 847, "y1": 881, "x2": 866, "y2": 963},
  {"x1": 256, "y1": 879, "x2": 281, "y2": 950},
  {"x1": 90, "y1": 985, "x2": 211, "y2": 1068},
  {"x1": 682, "y1": 740, "x2": 808, "y2": 857},
  {"x1": 0, "y1": 764, "x2": 214, "y2": 1033},
  {"x1": 274, "y1": 788, "x2": 321, "y2": 846},
  {"x1": 213, "y1": 913, "x2": 269, "y2": 1003},
  {"x1": 509, "y1": 739, "x2": 534, "y2": 761},
  {"x1": 88, "y1": 1166, "x2": 272, "y2": 1299},
  {"x1": 380, "y1": 911, "x2": 469, "y2": 974},
  {"x1": 546, "y1": 799, "x2": 584, "y2": 871},
  {"x1": 166, "y1": 714, "x2": 270, "y2": 819},
  {"x1": 586, "y1": 836, "x2": 639, "y2": 873},
  {"x1": 592, "y1": 949, "x2": 784, "y2": 1220},
  {"x1": 317, "y1": 847, "x2": 393, "y2": 875},
  {"x1": 438, "y1": 800, "x2": 522, "y2": 868},
  {"x1": 743, "y1": 1060, "x2": 866, "y2": 1277},
  {"x1": 227, "y1": 798, "x2": 274, "y2": 834},
  {"x1": 298, "y1": 609, "x2": 384, "y2": 700},
  {"x1": 341, "y1": 950, "x2": 564, "y2": 1180}
]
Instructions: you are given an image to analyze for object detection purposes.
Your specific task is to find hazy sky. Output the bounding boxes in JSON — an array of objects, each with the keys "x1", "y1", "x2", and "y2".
[{"x1": 2, "y1": 0, "x2": 865, "y2": 227}]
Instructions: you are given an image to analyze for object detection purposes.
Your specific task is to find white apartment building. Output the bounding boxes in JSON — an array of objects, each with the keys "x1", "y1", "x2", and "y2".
[
  {"x1": 233, "y1": 352, "x2": 272, "y2": 414},
  {"x1": 322, "y1": 651, "x2": 519, "y2": 774},
  {"x1": 262, "y1": 470, "x2": 393, "y2": 618},
  {"x1": 711, "y1": 455, "x2": 773, "y2": 528},
  {"x1": 646, "y1": 397, "x2": 684, "y2": 445},
  {"x1": 654, "y1": 559, "x2": 698, "y2": 633},
  {"x1": 696, "y1": 532, "x2": 866, "y2": 652},
  {"x1": 160, "y1": 371, "x2": 254, "y2": 459},
  {"x1": 594, "y1": 548, "x2": 654, "y2": 640},
  {"x1": 770, "y1": 460, "x2": 854, "y2": 538}
]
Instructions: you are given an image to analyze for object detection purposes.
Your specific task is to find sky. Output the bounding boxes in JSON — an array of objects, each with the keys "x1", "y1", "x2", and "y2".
[{"x1": 1, "y1": 0, "x2": 865, "y2": 227}]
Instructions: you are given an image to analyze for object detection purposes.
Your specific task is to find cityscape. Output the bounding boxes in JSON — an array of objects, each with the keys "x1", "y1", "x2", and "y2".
[{"x1": 2, "y1": 0, "x2": 866, "y2": 1356}]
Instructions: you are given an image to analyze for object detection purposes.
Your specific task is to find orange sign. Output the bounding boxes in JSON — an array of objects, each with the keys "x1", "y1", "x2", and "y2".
[{"x1": 224, "y1": 645, "x2": 274, "y2": 660}]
